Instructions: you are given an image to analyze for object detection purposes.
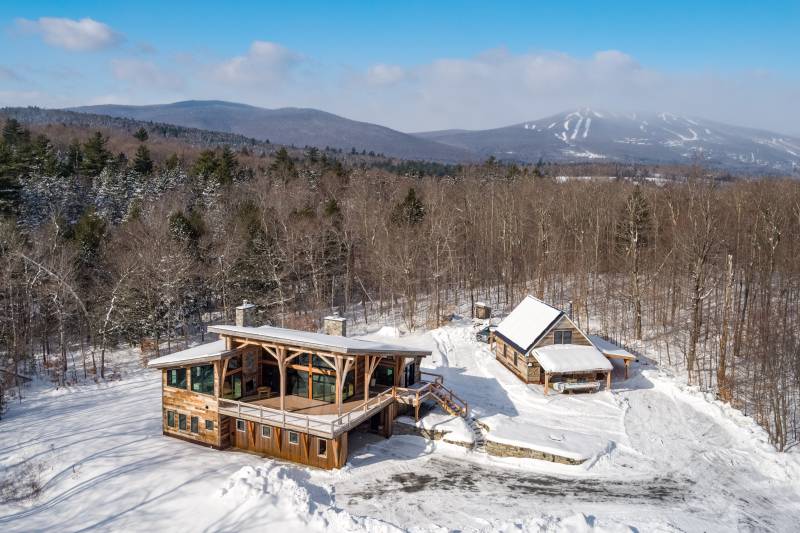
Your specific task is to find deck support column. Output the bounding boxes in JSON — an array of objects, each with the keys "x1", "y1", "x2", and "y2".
[
  {"x1": 544, "y1": 372, "x2": 550, "y2": 395},
  {"x1": 624, "y1": 359, "x2": 630, "y2": 380},
  {"x1": 262, "y1": 344, "x2": 300, "y2": 412},
  {"x1": 606, "y1": 370, "x2": 612, "y2": 391}
]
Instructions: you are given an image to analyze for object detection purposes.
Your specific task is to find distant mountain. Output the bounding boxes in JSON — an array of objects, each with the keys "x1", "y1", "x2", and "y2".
[
  {"x1": 69, "y1": 100, "x2": 473, "y2": 163},
  {"x1": 415, "y1": 109, "x2": 800, "y2": 174}
]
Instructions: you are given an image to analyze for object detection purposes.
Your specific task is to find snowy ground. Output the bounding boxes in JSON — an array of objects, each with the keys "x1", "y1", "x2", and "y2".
[{"x1": 1, "y1": 322, "x2": 799, "y2": 531}]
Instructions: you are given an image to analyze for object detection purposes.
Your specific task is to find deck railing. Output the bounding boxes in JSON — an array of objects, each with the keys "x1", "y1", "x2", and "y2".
[{"x1": 218, "y1": 387, "x2": 396, "y2": 439}]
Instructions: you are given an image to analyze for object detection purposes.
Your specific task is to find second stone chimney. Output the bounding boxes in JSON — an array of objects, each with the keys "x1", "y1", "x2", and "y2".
[
  {"x1": 323, "y1": 310, "x2": 347, "y2": 336},
  {"x1": 236, "y1": 300, "x2": 257, "y2": 327}
]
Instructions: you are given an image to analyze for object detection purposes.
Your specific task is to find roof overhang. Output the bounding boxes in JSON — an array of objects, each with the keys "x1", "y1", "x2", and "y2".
[{"x1": 208, "y1": 324, "x2": 432, "y2": 357}]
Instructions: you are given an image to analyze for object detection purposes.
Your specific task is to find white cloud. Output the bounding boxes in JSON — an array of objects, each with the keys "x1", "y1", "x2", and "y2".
[
  {"x1": 112, "y1": 59, "x2": 183, "y2": 91},
  {"x1": 213, "y1": 40, "x2": 303, "y2": 84},
  {"x1": 365, "y1": 64, "x2": 409, "y2": 86},
  {"x1": 15, "y1": 17, "x2": 121, "y2": 52}
]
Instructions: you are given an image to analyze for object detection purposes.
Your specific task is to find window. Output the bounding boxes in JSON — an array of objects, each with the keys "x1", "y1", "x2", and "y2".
[
  {"x1": 190, "y1": 416, "x2": 199, "y2": 433},
  {"x1": 179, "y1": 414, "x2": 187, "y2": 431},
  {"x1": 261, "y1": 363, "x2": 280, "y2": 393},
  {"x1": 287, "y1": 369, "x2": 308, "y2": 397},
  {"x1": 191, "y1": 364, "x2": 215, "y2": 394},
  {"x1": 317, "y1": 439, "x2": 327, "y2": 457},
  {"x1": 312, "y1": 355, "x2": 334, "y2": 370},
  {"x1": 205, "y1": 419, "x2": 214, "y2": 431},
  {"x1": 554, "y1": 330, "x2": 573, "y2": 344},
  {"x1": 374, "y1": 365, "x2": 394, "y2": 387},
  {"x1": 513, "y1": 351, "x2": 518, "y2": 366},
  {"x1": 261, "y1": 425, "x2": 272, "y2": 439},
  {"x1": 166, "y1": 368, "x2": 187, "y2": 388},
  {"x1": 342, "y1": 370, "x2": 355, "y2": 401},
  {"x1": 236, "y1": 419, "x2": 246, "y2": 432},
  {"x1": 227, "y1": 355, "x2": 242, "y2": 370},
  {"x1": 312, "y1": 373, "x2": 336, "y2": 403},
  {"x1": 167, "y1": 411, "x2": 176, "y2": 427},
  {"x1": 288, "y1": 431, "x2": 299, "y2": 445},
  {"x1": 223, "y1": 373, "x2": 242, "y2": 400}
]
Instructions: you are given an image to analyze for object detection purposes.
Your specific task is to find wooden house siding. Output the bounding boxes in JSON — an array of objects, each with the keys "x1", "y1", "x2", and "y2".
[
  {"x1": 230, "y1": 418, "x2": 348, "y2": 469},
  {"x1": 494, "y1": 336, "x2": 531, "y2": 382},
  {"x1": 161, "y1": 368, "x2": 222, "y2": 448},
  {"x1": 533, "y1": 315, "x2": 592, "y2": 349}
]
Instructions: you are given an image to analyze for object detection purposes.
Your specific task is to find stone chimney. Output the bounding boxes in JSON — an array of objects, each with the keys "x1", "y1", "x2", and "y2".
[
  {"x1": 235, "y1": 300, "x2": 257, "y2": 327},
  {"x1": 323, "y1": 310, "x2": 347, "y2": 336}
]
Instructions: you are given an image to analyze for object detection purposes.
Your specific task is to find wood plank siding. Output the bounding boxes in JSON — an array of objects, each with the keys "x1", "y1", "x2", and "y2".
[
  {"x1": 161, "y1": 364, "x2": 223, "y2": 448},
  {"x1": 533, "y1": 315, "x2": 592, "y2": 348}
]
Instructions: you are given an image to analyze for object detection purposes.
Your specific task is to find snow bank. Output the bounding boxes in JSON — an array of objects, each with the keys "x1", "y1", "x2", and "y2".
[
  {"x1": 396, "y1": 413, "x2": 474, "y2": 444},
  {"x1": 219, "y1": 463, "x2": 400, "y2": 532}
]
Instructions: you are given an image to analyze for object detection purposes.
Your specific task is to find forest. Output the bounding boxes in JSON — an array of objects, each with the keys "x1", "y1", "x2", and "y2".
[{"x1": 0, "y1": 115, "x2": 798, "y2": 451}]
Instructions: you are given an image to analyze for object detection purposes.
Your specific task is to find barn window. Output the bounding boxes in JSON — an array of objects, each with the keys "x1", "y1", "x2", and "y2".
[
  {"x1": 167, "y1": 368, "x2": 186, "y2": 388},
  {"x1": 178, "y1": 414, "x2": 187, "y2": 430},
  {"x1": 554, "y1": 330, "x2": 573, "y2": 344},
  {"x1": 236, "y1": 419, "x2": 246, "y2": 432},
  {"x1": 167, "y1": 411, "x2": 176, "y2": 427},
  {"x1": 261, "y1": 425, "x2": 272, "y2": 439},
  {"x1": 288, "y1": 431, "x2": 299, "y2": 445},
  {"x1": 190, "y1": 416, "x2": 199, "y2": 433},
  {"x1": 317, "y1": 439, "x2": 327, "y2": 457},
  {"x1": 205, "y1": 420, "x2": 214, "y2": 431},
  {"x1": 191, "y1": 364, "x2": 215, "y2": 394}
]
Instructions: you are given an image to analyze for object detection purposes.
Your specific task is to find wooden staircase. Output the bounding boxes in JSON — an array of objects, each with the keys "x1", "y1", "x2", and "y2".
[{"x1": 430, "y1": 382, "x2": 469, "y2": 418}]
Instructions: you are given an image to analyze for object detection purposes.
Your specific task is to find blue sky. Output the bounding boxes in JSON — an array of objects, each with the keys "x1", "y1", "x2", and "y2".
[{"x1": 1, "y1": 1, "x2": 798, "y2": 133}]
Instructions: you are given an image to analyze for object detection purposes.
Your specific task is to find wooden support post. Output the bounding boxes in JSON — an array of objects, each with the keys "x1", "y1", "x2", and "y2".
[
  {"x1": 606, "y1": 371, "x2": 612, "y2": 390},
  {"x1": 624, "y1": 359, "x2": 630, "y2": 380},
  {"x1": 544, "y1": 372, "x2": 550, "y2": 395},
  {"x1": 364, "y1": 355, "x2": 383, "y2": 402}
]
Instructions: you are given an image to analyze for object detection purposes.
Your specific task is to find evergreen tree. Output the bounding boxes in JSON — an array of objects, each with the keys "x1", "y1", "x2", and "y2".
[
  {"x1": 216, "y1": 146, "x2": 238, "y2": 185},
  {"x1": 191, "y1": 150, "x2": 218, "y2": 178},
  {"x1": 2, "y1": 118, "x2": 25, "y2": 145},
  {"x1": 392, "y1": 187, "x2": 426, "y2": 226},
  {"x1": 81, "y1": 132, "x2": 111, "y2": 177},
  {"x1": 61, "y1": 139, "x2": 83, "y2": 177},
  {"x1": 133, "y1": 127, "x2": 149, "y2": 142},
  {"x1": 133, "y1": 144, "x2": 154, "y2": 175}
]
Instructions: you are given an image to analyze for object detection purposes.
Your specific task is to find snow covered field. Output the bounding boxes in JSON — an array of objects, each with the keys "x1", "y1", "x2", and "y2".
[{"x1": 1, "y1": 322, "x2": 799, "y2": 532}]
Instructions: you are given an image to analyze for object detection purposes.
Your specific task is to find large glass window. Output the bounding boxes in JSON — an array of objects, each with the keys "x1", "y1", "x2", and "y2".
[
  {"x1": 374, "y1": 365, "x2": 394, "y2": 387},
  {"x1": 223, "y1": 374, "x2": 242, "y2": 400},
  {"x1": 287, "y1": 369, "x2": 308, "y2": 397},
  {"x1": 227, "y1": 355, "x2": 241, "y2": 370},
  {"x1": 191, "y1": 364, "x2": 215, "y2": 394},
  {"x1": 342, "y1": 371, "x2": 355, "y2": 401},
  {"x1": 312, "y1": 355, "x2": 334, "y2": 370},
  {"x1": 312, "y1": 373, "x2": 336, "y2": 403},
  {"x1": 166, "y1": 368, "x2": 186, "y2": 388},
  {"x1": 261, "y1": 364, "x2": 280, "y2": 394}
]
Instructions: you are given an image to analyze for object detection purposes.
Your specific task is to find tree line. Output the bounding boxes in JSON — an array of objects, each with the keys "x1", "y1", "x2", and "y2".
[{"x1": 0, "y1": 118, "x2": 797, "y2": 450}]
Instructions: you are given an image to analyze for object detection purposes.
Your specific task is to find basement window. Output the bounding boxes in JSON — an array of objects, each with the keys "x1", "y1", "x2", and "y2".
[
  {"x1": 205, "y1": 420, "x2": 214, "y2": 431},
  {"x1": 288, "y1": 431, "x2": 300, "y2": 445},
  {"x1": 236, "y1": 419, "x2": 246, "y2": 432},
  {"x1": 554, "y1": 330, "x2": 573, "y2": 344},
  {"x1": 167, "y1": 411, "x2": 176, "y2": 427},
  {"x1": 261, "y1": 425, "x2": 272, "y2": 439},
  {"x1": 317, "y1": 439, "x2": 327, "y2": 458},
  {"x1": 179, "y1": 414, "x2": 187, "y2": 431},
  {"x1": 190, "y1": 416, "x2": 199, "y2": 434}
]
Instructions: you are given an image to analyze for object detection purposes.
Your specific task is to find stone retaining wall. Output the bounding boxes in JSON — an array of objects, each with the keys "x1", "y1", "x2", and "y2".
[{"x1": 484, "y1": 440, "x2": 584, "y2": 465}]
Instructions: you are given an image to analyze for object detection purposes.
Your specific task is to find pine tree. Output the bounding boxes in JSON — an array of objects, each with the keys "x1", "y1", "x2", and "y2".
[
  {"x1": 191, "y1": 150, "x2": 218, "y2": 178},
  {"x1": 392, "y1": 187, "x2": 426, "y2": 226},
  {"x1": 216, "y1": 146, "x2": 238, "y2": 185},
  {"x1": 81, "y1": 132, "x2": 111, "y2": 177},
  {"x1": 133, "y1": 127, "x2": 149, "y2": 142},
  {"x1": 133, "y1": 144, "x2": 154, "y2": 175}
]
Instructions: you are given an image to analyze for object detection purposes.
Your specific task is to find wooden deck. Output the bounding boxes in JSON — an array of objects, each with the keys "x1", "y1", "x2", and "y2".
[{"x1": 246, "y1": 388, "x2": 391, "y2": 416}]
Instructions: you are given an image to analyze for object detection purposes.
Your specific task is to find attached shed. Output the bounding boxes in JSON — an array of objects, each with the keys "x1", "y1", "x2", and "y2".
[
  {"x1": 493, "y1": 295, "x2": 613, "y2": 394},
  {"x1": 588, "y1": 335, "x2": 636, "y2": 379}
]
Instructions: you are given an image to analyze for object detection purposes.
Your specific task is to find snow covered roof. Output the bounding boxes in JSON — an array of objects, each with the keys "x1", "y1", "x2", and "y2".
[
  {"x1": 207, "y1": 324, "x2": 431, "y2": 357},
  {"x1": 494, "y1": 296, "x2": 563, "y2": 353},
  {"x1": 147, "y1": 339, "x2": 231, "y2": 368},
  {"x1": 532, "y1": 344, "x2": 613, "y2": 374},
  {"x1": 588, "y1": 335, "x2": 636, "y2": 361}
]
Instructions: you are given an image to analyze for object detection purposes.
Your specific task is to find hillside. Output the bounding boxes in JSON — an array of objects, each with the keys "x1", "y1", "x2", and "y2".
[
  {"x1": 69, "y1": 101, "x2": 475, "y2": 163},
  {"x1": 416, "y1": 108, "x2": 800, "y2": 174}
]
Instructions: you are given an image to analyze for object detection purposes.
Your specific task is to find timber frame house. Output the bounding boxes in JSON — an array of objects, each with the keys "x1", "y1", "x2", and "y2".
[
  {"x1": 492, "y1": 296, "x2": 634, "y2": 394},
  {"x1": 148, "y1": 304, "x2": 467, "y2": 469}
]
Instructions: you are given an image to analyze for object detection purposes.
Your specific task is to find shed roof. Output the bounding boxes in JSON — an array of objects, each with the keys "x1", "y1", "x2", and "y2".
[
  {"x1": 588, "y1": 335, "x2": 636, "y2": 361},
  {"x1": 532, "y1": 344, "x2": 613, "y2": 374},
  {"x1": 494, "y1": 295, "x2": 563, "y2": 353},
  {"x1": 208, "y1": 324, "x2": 431, "y2": 357},
  {"x1": 147, "y1": 339, "x2": 231, "y2": 368}
]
